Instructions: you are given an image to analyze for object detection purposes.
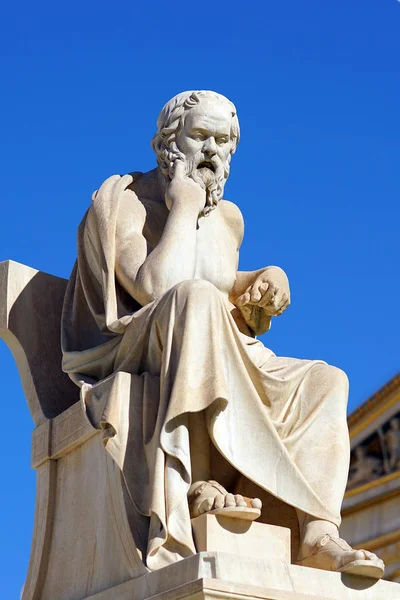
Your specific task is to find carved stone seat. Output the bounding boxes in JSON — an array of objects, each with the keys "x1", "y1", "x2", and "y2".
[
  {"x1": 1, "y1": 260, "x2": 399, "y2": 600},
  {"x1": 0, "y1": 261, "x2": 149, "y2": 599}
]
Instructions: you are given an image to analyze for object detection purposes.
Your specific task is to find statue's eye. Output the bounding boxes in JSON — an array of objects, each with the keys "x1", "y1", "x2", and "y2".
[
  {"x1": 193, "y1": 132, "x2": 206, "y2": 141},
  {"x1": 216, "y1": 137, "x2": 229, "y2": 145}
]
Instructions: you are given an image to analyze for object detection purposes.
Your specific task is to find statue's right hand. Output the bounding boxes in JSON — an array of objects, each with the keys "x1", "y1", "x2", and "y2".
[{"x1": 165, "y1": 160, "x2": 206, "y2": 214}]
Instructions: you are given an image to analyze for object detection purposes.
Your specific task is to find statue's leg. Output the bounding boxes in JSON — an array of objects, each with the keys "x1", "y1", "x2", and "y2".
[
  {"x1": 188, "y1": 410, "x2": 211, "y2": 482},
  {"x1": 187, "y1": 407, "x2": 262, "y2": 518},
  {"x1": 291, "y1": 364, "x2": 384, "y2": 578},
  {"x1": 133, "y1": 279, "x2": 263, "y2": 519}
]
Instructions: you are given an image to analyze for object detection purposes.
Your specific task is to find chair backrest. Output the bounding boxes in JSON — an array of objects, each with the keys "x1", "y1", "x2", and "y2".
[{"x1": 0, "y1": 260, "x2": 79, "y2": 425}]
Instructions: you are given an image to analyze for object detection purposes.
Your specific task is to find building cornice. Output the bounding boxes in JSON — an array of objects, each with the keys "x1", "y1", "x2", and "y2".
[{"x1": 348, "y1": 373, "x2": 400, "y2": 436}]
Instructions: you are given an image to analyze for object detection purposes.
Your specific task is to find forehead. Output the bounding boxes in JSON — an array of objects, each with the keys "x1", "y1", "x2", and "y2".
[{"x1": 183, "y1": 99, "x2": 232, "y2": 133}]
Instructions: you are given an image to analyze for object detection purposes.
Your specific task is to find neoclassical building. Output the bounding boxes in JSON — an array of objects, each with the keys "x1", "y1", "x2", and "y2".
[{"x1": 341, "y1": 373, "x2": 400, "y2": 582}]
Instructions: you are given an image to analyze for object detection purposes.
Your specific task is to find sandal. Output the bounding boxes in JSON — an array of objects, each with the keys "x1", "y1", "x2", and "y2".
[
  {"x1": 188, "y1": 480, "x2": 261, "y2": 521},
  {"x1": 296, "y1": 534, "x2": 384, "y2": 579}
]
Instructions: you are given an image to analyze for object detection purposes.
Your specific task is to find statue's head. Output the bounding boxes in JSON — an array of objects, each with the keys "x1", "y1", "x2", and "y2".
[
  {"x1": 355, "y1": 445, "x2": 366, "y2": 460},
  {"x1": 152, "y1": 90, "x2": 240, "y2": 215},
  {"x1": 390, "y1": 418, "x2": 400, "y2": 430}
]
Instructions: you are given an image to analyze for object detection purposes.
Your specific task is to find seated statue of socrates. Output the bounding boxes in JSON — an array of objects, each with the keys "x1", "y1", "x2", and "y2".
[{"x1": 61, "y1": 90, "x2": 384, "y2": 578}]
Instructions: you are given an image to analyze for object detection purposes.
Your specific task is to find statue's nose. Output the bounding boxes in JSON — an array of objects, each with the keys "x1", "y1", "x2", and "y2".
[{"x1": 203, "y1": 137, "x2": 217, "y2": 155}]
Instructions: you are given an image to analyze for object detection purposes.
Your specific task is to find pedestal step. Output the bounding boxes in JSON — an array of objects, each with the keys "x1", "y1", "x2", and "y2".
[
  {"x1": 191, "y1": 514, "x2": 291, "y2": 563},
  {"x1": 84, "y1": 551, "x2": 400, "y2": 600}
]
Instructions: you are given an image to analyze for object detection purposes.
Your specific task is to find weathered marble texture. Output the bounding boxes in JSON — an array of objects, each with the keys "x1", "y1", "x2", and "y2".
[
  {"x1": 61, "y1": 172, "x2": 350, "y2": 569},
  {"x1": 386, "y1": 418, "x2": 400, "y2": 471},
  {"x1": 0, "y1": 260, "x2": 79, "y2": 424},
  {"x1": 61, "y1": 91, "x2": 382, "y2": 575},
  {"x1": 80, "y1": 551, "x2": 400, "y2": 600}
]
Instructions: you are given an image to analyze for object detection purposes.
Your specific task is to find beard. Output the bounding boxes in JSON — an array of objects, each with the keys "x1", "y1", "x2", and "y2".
[
  {"x1": 166, "y1": 142, "x2": 229, "y2": 217},
  {"x1": 187, "y1": 155, "x2": 226, "y2": 216}
]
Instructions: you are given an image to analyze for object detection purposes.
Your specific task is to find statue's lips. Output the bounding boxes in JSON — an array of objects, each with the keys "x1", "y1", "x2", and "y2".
[{"x1": 197, "y1": 161, "x2": 215, "y2": 173}]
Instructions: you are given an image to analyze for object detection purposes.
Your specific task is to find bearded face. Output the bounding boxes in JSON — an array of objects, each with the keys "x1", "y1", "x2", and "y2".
[
  {"x1": 181, "y1": 149, "x2": 228, "y2": 214},
  {"x1": 173, "y1": 98, "x2": 234, "y2": 214}
]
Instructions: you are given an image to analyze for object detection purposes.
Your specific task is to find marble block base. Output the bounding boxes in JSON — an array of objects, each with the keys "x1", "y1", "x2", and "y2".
[
  {"x1": 84, "y1": 551, "x2": 400, "y2": 600},
  {"x1": 191, "y1": 514, "x2": 291, "y2": 563}
]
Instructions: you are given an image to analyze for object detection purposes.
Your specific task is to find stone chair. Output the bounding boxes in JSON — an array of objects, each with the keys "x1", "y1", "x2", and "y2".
[{"x1": 1, "y1": 260, "x2": 398, "y2": 600}]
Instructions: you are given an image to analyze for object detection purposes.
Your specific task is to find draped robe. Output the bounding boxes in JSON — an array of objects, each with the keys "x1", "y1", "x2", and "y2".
[{"x1": 61, "y1": 174, "x2": 350, "y2": 570}]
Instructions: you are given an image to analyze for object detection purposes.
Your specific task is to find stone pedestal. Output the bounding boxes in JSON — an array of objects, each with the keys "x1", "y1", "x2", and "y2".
[
  {"x1": 192, "y1": 514, "x2": 291, "y2": 562},
  {"x1": 83, "y1": 551, "x2": 400, "y2": 600}
]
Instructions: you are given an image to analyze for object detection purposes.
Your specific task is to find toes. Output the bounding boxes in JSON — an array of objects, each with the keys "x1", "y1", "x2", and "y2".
[
  {"x1": 195, "y1": 492, "x2": 262, "y2": 514},
  {"x1": 225, "y1": 493, "x2": 236, "y2": 507},
  {"x1": 234, "y1": 494, "x2": 247, "y2": 507},
  {"x1": 198, "y1": 497, "x2": 214, "y2": 515},
  {"x1": 351, "y1": 548, "x2": 381, "y2": 563},
  {"x1": 213, "y1": 493, "x2": 225, "y2": 510},
  {"x1": 363, "y1": 550, "x2": 379, "y2": 561},
  {"x1": 337, "y1": 550, "x2": 365, "y2": 570},
  {"x1": 251, "y1": 497, "x2": 262, "y2": 510}
]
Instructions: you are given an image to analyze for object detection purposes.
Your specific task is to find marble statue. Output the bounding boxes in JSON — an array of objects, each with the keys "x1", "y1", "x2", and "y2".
[
  {"x1": 61, "y1": 90, "x2": 384, "y2": 578},
  {"x1": 348, "y1": 445, "x2": 382, "y2": 487},
  {"x1": 386, "y1": 418, "x2": 400, "y2": 471}
]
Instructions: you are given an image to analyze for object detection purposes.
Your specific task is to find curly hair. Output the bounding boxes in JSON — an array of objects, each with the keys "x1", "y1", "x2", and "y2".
[{"x1": 151, "y1": 90, "x2": 240, "y2": 179}]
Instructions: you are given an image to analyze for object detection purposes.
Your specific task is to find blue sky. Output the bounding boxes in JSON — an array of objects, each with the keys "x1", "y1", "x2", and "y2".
[{"x1": 1, "y1": 0, "x2": 399, "y2": 595}]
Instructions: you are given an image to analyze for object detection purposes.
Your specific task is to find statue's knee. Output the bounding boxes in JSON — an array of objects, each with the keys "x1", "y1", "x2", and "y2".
[
  {"x1": 329, "y1": 365, "x2": 349, "y2": 392},
  {"x1": 311, "y1": 363, "x2": 349, "y2": 395},
  {"x1": 172, "y1": 279, "x2": 220, "y2": 303}
]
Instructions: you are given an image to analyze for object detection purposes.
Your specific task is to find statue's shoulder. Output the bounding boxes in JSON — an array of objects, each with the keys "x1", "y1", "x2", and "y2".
[
  {"x1": 92, "y1": 173, "x2": 147, "y2": 228},
  {"x1": 220, "y1": 199, "x2": 244, "y2": 241}
]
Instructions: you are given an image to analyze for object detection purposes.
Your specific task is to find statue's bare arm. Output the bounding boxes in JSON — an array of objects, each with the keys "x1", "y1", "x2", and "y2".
[
  {"x1": 115, "y1": 166, "x2": 206, "y2": 306},
  {"x1": 223, "y1": 201, "x2": 291, "y2": 335}
]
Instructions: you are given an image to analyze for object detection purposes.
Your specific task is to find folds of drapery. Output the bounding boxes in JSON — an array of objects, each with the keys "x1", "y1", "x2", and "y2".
[{"x1": 61, "y1": 175, "x2": 350, "y2": 570}]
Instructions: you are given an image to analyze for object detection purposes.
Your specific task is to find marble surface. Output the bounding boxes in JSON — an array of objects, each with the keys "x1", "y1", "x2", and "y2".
[
  {"x1": 0, "y1": 91, "x2": 394, "y2": 600},
  {"x1": 83, "y1": 551, "x2": 399, "y2": 600},
  {"x1": 0, "y1": 260, "x2": 79, "y2": 424},
  {"x1": 61, "y1": 90, "x2": 379, "y2": 575},
  {"x1": 191, "y1": 514, "x2": 291, "y2": 563}
]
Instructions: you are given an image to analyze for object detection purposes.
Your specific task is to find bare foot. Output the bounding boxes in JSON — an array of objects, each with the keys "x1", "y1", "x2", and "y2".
[
  {"x1": 189, "y1": 480, "x2": 262, "y2": 518},
  {"x1": 296, "y1": 534, "x2": 384, "y2": 579}
]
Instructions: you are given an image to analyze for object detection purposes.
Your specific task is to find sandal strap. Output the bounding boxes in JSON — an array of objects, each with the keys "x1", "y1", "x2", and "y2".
[
  {"x1": 188, "y1": 480, "x2": 227, "y2": 500},
  {"x1": 314, "y1": 535, "x2": 353, "y2": 554}
]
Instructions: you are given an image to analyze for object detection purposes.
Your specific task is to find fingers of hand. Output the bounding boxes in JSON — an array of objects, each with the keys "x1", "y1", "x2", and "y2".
[
  {"x1": 250, "y1": 281, "x2": 268, "y2": 303},
  {"x1": 275, "y1": 292, "x2": 288, "y2": 311},
  {"x1": 275, "y1": 294, "x2": 290, "y2": 315},
  {"x1": 258, "y1": 284, "x2": 277, "y2": 308},
  {"x1": 237, "y1": 280, "x2": 290, "y2": 317},
  {"x1": 236, "y1": 290, "x2": 251, "y2": 307},
  {"x1": 237, "y1": 305, "x2": 254, "y2": 324},
  {"x1": 238, "y1": 282, "x2": 268, "y2": 306},
  {"x1": 263, "y1": 298, "x2": 289, "y2": 317},
  {"x1": 172, "y1": 159, "x2": 186, "y2": 179}
]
